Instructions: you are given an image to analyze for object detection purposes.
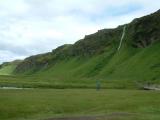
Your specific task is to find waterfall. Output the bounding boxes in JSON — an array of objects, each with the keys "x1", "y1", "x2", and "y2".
[{"x1": 117, "y1": 26, "x2": 126, "y2": 51}]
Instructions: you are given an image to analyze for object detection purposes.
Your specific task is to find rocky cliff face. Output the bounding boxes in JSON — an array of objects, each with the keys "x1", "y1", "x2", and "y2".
[{"x1": 129, "y1": 10, "x2": 160, "y2": 48}]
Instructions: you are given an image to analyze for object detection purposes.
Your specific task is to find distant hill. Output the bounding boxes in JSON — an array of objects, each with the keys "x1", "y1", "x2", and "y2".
[
  {"x1": 0, "y1": 60, "x2": 22, "y2": 75},
  {"x1": 0, "y1": 10, "x2": 160, "y2": 88}
]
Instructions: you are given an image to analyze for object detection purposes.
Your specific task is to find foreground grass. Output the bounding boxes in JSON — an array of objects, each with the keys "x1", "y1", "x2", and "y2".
[{"x1": 0, "y1": 89, "x2": 160, "y2": 120}]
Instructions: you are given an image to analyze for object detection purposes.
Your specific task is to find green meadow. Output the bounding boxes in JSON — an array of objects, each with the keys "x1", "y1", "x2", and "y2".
[{"x1": 0, "y1": 89, "x2": 160, "y2": 120}]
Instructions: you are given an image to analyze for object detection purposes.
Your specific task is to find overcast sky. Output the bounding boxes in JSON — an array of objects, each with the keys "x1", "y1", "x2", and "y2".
[{"x1": 0, "y1": 0, "x2": 159, "y2": 63}]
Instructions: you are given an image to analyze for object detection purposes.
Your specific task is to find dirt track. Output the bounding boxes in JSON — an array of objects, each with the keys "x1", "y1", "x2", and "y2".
[{"x1": 45, "y1": 112, "x2": 134, "y2": 120}]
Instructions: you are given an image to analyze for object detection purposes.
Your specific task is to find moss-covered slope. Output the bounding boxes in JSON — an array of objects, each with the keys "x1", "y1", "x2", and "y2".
[{"x1": 2, "y1": 9, "x2": 158, "y2": 87}]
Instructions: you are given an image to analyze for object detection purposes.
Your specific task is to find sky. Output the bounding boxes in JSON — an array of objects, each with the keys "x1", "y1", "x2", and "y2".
[{"x1": 0, "y1": 0, "x2": 159, "y2": 63}]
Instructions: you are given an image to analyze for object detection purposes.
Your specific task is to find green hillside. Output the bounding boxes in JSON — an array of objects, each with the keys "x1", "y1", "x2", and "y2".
[
  {"x1": 0, "y1": 10, "x2": 160, "y2": 89},
  {"x1": 0, "y1": 60, "x2": 21, "y2": 75}
]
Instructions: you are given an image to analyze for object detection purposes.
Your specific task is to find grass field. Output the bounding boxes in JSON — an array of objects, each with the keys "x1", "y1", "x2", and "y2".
[
  {"x1": 0, "y1": 75, "x2": 142, "y2": 89},
  {"x1": 0, "y1": 89, "x2": 160, "y2": 120}
]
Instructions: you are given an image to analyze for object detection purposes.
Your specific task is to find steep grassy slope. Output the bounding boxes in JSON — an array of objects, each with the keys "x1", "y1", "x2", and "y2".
[
  {"x1": 14, "y1": 24, "x2": 124, "y2": 74},
  {"x1": 0, "y1": 10, "x2": 159, "y2": 89}
]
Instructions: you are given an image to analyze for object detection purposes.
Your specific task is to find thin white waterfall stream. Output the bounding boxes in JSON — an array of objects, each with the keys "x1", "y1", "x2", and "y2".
[{"x1": 117, "y1": 26, "x2": 126, "y2": 51}]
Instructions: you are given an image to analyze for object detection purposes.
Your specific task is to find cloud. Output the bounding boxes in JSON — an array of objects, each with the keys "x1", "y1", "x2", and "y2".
[
  {"x1": 0, "y1": 0, "x2": 160, "y2": 63},
  {"x1": 0, "y1": 50, "x2": 26, "y2": 63}
]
